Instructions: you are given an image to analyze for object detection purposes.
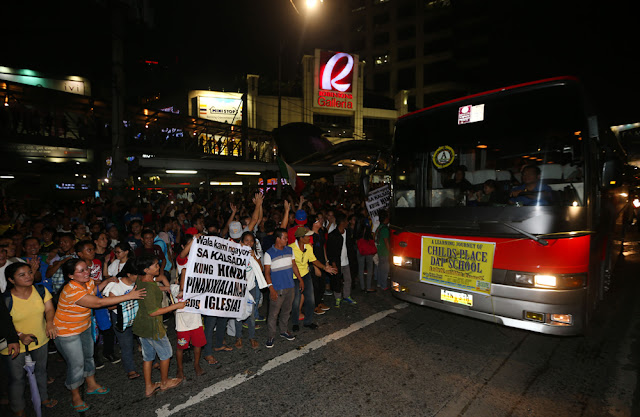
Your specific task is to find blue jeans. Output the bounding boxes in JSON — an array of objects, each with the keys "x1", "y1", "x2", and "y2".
[
  {"x1": 357, "y1": 253, "x2": 374, "y2": 290},
  {"x1": 3, "y1": 344, "x2": 49, "y2": 413},
  {"x1": 253, "y1": 285, "x2": 262, "y2": 319},
  {"x1": 376, "y1": 255, "x2": 390, "y2": 288},
  {"x1": 291, "y1": 274, "x2": 315, "y2": 326},
  {"x1": 55, "y1": 327, "x2": 95, "y2": 390},
  {"x1": 111, "y1": 311, "x2": 137, "y2": 374},
  {"x1": 235, "y1": 285, "x2": 258, "y2": 339},
  {"x1": 203, "y1": 316, "x2": 229, "y2": 357}
]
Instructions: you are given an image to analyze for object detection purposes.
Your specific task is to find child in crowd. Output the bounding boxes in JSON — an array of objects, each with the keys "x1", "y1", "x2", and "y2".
[
  {"x1": 132, "y1": 255, "x2": 184, "y2": 397},
  {"x1": 102, "y1": 262, "x2": 141, "y2": 380},
  {"x1": 174, "y1": 232, "x2": 207, "y2": 379}
]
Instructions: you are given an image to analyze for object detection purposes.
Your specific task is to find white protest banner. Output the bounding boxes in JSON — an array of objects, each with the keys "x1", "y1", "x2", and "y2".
[
  {"x1": 182, "y1": 235, "x2": 250, "y2": 318},
  {"x1": 366, "y1": 184, "x2": 391, "y2": 225}
]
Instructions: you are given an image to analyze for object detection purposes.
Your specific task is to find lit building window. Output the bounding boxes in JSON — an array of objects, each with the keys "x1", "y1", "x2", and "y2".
[{"x1": 375, "y1": 54, "x2": 390, "y2": 65}]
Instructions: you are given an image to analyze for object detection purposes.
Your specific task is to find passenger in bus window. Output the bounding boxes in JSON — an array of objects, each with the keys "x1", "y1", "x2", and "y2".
[
  {"x1": 443, "y1": 166, "x2": 473, "y2": 193},
  {"x1": 475, "y1": 180, "x2": 502, "y2": 206},
  {"x1": 509, "y1": 165, "x2": 553, "y2": 206}
]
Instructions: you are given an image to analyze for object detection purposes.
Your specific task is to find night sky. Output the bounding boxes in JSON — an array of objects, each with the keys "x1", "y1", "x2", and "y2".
[{"x1": 4, "y1": 0, "x2": 640, "y2": 124}]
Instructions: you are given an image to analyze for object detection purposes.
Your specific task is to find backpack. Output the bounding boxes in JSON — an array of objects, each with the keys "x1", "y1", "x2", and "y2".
[{"x1": 4, "y1": 285, "x2": 46, "y2": 312}]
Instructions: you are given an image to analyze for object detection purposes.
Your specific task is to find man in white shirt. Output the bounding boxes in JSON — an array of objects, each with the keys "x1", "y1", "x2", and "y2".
[{"x1": 326, "y1": 213, "x2": 356, "y2": 307}]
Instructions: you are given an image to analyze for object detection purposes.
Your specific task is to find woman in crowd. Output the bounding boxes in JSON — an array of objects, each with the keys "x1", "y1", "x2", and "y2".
[
  {"x1": 356, "y1": 220, "x2": 376, "y2": 292},
  {"x1": 103, "y1": 242, "x2": 132, "y2": 281},
  {"x1": 1, "y1": 262, "x2": 58, "y2": 416},
  {"x1": 53, "y1": 258, "x2": 146, "y2": 412}
]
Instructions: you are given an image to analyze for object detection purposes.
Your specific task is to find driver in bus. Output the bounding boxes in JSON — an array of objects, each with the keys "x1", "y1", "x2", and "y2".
[{"x1": 509, "y1": 165, "x2": 553, "y2": 206}]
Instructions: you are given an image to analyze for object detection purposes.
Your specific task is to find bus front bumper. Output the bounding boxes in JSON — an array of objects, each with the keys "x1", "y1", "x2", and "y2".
[{"x1": 391, "y1": 267, "x2": 586, "y2": 336}]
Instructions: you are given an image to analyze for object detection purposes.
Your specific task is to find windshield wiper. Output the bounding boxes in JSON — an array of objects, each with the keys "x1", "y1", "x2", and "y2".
[
  {"x1": 499, "y1": 222, "x2": 549, "y2": 246},
  {"x1": 478, "y1": 220, "x2": 548, "y2": 246}
]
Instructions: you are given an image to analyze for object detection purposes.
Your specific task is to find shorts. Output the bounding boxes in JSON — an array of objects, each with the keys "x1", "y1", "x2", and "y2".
[
  {"x1": 176, "y1": 326, "x2": 206, "y2": 350},
  {"x1": 140, "y1": 335, "x2": 173, "y2": 362}
]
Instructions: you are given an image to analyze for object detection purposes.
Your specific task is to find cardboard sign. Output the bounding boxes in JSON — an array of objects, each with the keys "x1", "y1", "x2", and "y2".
[
  {"x1": 366, "y1": 185, "x2": 391, "y2": 224},
  {"x1": 182, "y1": 235, "x2": 251, "y2": 317}
]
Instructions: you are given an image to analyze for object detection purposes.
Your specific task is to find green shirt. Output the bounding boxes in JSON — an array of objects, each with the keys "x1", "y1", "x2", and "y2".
[
  {"x1": 376, "y1": 224, "x2": 390, "y2": 257},
  {"x1": 132, "y1": 280, "x2": 166, "y2": 340}
]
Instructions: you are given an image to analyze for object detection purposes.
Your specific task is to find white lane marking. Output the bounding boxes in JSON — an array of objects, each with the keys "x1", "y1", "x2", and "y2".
[{"x1": 156, "y1": 302, "x2": 408, "y2": 417}]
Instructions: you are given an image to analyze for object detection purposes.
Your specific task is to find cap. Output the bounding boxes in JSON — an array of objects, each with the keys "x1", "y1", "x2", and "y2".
[
  {"x1": 294, "y1": 226, "x2": 314, "y2": 238},
  {"x1": 229, "y1": 221, "x2": 243, "y2": 239},
  {"x1": 185, "y1": 227, "x2": 198, "y2": 235},
  {"x1": 295, "y1": 209, "x2": 307, "y2": 225}
]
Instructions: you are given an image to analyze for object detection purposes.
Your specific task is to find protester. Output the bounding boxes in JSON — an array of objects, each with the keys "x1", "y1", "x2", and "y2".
[
  {"x1": 92, "y1": 231, "x2": 110, "y2": 267},
  {"x1": 134, "y1": 229, "x2": 167, "y2": 272},
  {"x1": 0, "y1": 246, "x2": 15, "y2": 295},
  {"x1": 102, "y1": 262, "x2": 141, "y2": 380},
  {"x1": 0, "y1": 291, "x2": 20, "y2": 405},
  {"x1": 327, "y1": 213, "x2": 357, "y2": 306},
  {"x1": 289, "y1": 226, "x2": 337, "y2": 331},
  {"x1": 45, "y1": 233, "x2": 76, "y2": 297},
  {"x1": 21, "y1": 237, "x2": 49, "y2": 292},
  {"x1": 132, "y1": 255, "x2": 183, "y2": 397},
  {"x1": 75, "y1": 240, "x2": 118, "y2": 368},
  {"x1": 126, "y1": 220, "x2": 144, "y2": 251},
  {"x1": 53, "y1": 258, "x2": 146, "y2": 412},
  {"x1": 234, "y1": 231, "x2": 263, "y2": 349},
  {"x1": 356, "y1": 222, "x2": 376, "y2": 292},
  {"x1": 310, "y1": 213, "x2": 331, "y2": 314},
  {"x1": 1, "y1": 262, "x2": 58, "y2": 415},
  {"x1": 104, "y1": 242, "x2": 132, "y2": 281},
  {"x1": 374, "y1": 210, "x2": 391, "y2": 290},
  {"x1": 263, "y1": 228, "x2": 300, "y2": 348}
]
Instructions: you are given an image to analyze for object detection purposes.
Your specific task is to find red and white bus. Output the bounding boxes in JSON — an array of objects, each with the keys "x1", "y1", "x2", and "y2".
[{"x1": 390, "y1": 77, "x2": 628, "y2": 335}]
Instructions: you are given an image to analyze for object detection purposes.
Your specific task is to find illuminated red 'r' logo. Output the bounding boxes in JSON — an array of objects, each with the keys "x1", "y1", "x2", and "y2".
[{"x1": 321, "y1": 52, "x2": 354, "y2": 92}]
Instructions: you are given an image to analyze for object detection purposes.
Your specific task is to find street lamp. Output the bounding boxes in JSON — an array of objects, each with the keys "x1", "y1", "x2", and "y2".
[{"x1": 279, "y1": 0, "x2": 323, "y2": 127}]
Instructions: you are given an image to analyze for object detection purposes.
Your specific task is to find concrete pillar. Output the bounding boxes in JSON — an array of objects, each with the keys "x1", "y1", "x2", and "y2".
[
  {"x1": 246, "y1": 74, "x2": 259, "y2": 129},
  {"x1": 395, "y1": 90, "x2": 410, "y2": 117}
]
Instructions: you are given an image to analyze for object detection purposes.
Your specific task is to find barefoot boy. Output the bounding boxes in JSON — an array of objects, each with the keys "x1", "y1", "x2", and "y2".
[{"x1": 132, "y1": 255, "x2": 184, "y2": 397}]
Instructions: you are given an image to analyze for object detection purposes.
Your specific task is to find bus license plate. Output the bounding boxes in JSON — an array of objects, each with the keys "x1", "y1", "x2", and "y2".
[{"x1": 441, "y1": 289, "x2": 473, "y2": 306}]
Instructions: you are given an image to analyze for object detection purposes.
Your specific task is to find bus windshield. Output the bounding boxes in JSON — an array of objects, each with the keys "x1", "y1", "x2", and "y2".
[{"x1": 393, "y1": 82, "x2": 586, "y2": 210}]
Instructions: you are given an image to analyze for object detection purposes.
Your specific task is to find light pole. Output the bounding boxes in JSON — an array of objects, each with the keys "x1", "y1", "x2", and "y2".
[{"x1": 278, "y1": 0, "x2": 323, "y2": 128}]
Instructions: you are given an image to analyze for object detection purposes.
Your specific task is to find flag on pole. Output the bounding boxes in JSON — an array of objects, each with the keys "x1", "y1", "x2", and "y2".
[
  {"x1": 277, "y1": 156, "x2": 305, "y2": 193},
  {"x1": 277, "y1": 155, "x2": 296, "y2": 186}
]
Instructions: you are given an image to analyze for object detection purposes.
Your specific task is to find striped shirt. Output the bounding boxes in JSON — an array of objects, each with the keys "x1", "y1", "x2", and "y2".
[
  {"x1": 263, "y1": 246, "x2": 295, "y2": 291},
  {"x1": 53, "y1": 279, "x2": 96, "y2": 337}
]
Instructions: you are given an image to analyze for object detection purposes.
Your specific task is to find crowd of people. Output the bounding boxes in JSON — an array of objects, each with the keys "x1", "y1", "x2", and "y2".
[{"x1": 0, "y1": 181, "x2": 392, "y2": 415}]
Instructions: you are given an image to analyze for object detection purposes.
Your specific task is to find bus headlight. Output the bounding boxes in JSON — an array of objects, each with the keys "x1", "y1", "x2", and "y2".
[
  {"x1": 393, "y1": 256, "x2": 415, "y2": 268},
  {"x1": 514, "y1": 272, "x2": 585, "y2": 289},
  {"x1": 534, "y1": 275, "x2": 557, "y2": 288}
]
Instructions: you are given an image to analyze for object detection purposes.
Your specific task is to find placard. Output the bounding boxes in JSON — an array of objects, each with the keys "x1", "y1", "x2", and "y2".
[
  {"x1": 419, "y1": 236, "x2": 495, "y2": 295},
  {"x1": 182, "y1": 235, "x2": 250, "y2": 317},
  {"x1": 366, "y1": 185, "x2": 391, "y2": 224}
]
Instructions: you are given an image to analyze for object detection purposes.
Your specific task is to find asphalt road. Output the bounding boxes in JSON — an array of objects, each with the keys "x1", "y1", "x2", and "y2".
[{"x1": 8, "y1": 240, "x2": 640, "y2": 417}]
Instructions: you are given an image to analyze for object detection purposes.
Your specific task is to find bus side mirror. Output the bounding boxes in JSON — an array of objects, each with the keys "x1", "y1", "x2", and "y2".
[{"x1": 602, "y1": 159, "x2": 623, "y2": 189}]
